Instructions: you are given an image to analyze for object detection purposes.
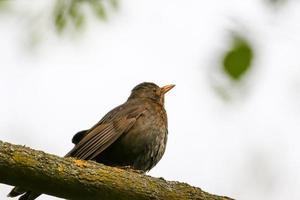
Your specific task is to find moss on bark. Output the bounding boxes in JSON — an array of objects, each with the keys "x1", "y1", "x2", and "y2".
[{"x1": 0, "y1": 140, "x2": 233, "y2": 200}]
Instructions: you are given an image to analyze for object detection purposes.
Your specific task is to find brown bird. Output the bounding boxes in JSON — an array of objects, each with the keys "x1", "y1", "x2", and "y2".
[{"x1": 8, "y1": 82, "x2": 175, "y2": 200}]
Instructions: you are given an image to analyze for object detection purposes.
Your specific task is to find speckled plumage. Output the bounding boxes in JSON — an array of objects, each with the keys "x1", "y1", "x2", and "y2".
[{"x1": 8, "y1": 82, "x2": 174, "y2": 200}]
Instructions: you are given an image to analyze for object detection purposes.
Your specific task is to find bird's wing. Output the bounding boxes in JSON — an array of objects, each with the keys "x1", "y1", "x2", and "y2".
[
  {"x1": 71, "y1": 130, "x2": 88, "y2": 145},
  {"x1": 65, "y1": 105, "x2": 145, "y2": 160}
]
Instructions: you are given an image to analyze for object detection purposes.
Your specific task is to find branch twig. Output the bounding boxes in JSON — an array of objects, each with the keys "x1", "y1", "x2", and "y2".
[{"x1": 0, "y1": 140, "x2": 233, "y2": 200}]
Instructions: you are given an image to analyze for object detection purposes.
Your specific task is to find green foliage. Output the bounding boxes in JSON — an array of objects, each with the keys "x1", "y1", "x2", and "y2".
[
  {"x1": 109, "y1": 0, "x2": 119, "y2": 8},
  {"x1": 222, "y1": 35, "x2": 254, "y2": 80},
  {"x1": 53, "y1": 0, "x2": 118, "y2": 33},
  {"x1": 0, "y1": 0, "x2": 9, "y2": 11},
  {"x1": 90, "y1": 0, "x2": 107, "y2": 19},
  {"x1": 54, "y1": 1, "x2": 68, "y2": 32},
  {"x1": 0, "y1": 0, "x2": 118, "y2": 34}
]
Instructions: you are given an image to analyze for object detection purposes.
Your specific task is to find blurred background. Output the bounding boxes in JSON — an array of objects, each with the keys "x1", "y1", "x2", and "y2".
[{"x1": 1, "y1": 0, "x2": 300, "y2": 199}]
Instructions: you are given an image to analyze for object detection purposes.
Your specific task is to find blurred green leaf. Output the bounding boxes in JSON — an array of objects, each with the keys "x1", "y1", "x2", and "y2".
[
  {"x1": 54, "y1": 1, "x2": 68, "y2": 33},
  {"x1": 1, "y1": 0, "x2": 118, "y2": 36},
  {"x1": 90, "y1": 0, "x2": 107, "y2": 19},
  {"x1": 52, "y1": 0, "x2": 117, "y2": 33},
  {"x1": 212, "y1": 85, "x2": 231, "y2": 102},
  {"x1": 0, "y1": 0, "x2": 10, "y2": 12},
  {"x1": 69, "y1": 1, "x2": 85, "y2": 28},
  {"x1": 55, "y1": 12, "x2": 67, "y2": 32},
  {"x1": 222, "y1": 35, "x2": 254, "y2": 80},
  {"x1": 109, "y1": 0, "x2": 119, "y2": 9}
]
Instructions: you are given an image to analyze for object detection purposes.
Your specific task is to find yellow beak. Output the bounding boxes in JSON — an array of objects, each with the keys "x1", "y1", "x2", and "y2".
[{"x1": 161, "y1": 84, "x2": 175, "y2": 94}]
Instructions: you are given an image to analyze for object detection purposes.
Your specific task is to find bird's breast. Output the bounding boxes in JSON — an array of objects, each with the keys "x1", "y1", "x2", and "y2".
[
  {"x1": 97, "y1": 101, "x2": 169, "y2": 172},
  {"x1": 118, "y1": 105, "x2": 168, "y2": 171}
]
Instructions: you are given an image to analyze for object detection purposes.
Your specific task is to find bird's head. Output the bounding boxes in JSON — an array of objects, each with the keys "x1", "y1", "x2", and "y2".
[{"x1": 128, "y1": 82, "x2": 175, "y2": 105}]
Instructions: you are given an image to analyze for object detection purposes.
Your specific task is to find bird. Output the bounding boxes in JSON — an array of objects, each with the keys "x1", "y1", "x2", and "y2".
[{"x1": 8, "y1": 82, "x2": 175, "y2": 200}]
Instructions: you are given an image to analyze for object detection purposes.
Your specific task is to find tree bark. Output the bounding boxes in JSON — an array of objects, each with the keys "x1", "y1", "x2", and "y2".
[{"x1": 0, "y1": 140, "x2": 233, "y2": 200}]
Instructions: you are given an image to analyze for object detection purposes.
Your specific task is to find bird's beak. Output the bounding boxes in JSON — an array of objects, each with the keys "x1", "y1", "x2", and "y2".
[{"x1": 161, "y1": 84, "x2": 175, "y2": 94}]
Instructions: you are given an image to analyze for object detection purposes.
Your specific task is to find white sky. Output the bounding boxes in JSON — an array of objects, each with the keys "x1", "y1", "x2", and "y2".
[{"x1": 1, "y1": 0, "x2": 300, "y2": 199}]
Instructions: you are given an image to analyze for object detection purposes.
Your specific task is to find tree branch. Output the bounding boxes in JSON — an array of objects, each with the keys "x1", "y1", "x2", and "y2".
[{"x1": 0, "y1": 140, "x2": 233, "y2": 200}]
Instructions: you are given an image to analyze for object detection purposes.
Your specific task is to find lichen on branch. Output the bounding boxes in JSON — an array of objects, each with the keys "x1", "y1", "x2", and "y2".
[{"x1": 0, "y1": 140, "x2": 233, "y2": 200}]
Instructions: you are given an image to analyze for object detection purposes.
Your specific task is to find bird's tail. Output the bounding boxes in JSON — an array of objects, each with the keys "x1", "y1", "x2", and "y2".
[{"x1": 7, "y1": 187, "x2": 41, "y2": 200}]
